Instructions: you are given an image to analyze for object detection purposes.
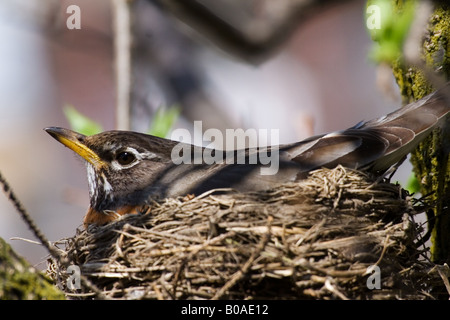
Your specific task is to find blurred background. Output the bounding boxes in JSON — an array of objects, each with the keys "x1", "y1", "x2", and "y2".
[{"x1": 0, "y1": 0, "x2": 407, "y2": 269}]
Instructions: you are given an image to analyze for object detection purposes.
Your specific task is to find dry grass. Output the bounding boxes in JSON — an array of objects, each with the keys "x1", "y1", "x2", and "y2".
[{"x1": 47, "y1": 165, "x2": 448, "y2": 299}]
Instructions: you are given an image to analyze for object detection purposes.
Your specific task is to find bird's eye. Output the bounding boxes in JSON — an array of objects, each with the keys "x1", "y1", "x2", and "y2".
[{"x1": 116, "y1": 151, "x2": 136, "y2": 166}]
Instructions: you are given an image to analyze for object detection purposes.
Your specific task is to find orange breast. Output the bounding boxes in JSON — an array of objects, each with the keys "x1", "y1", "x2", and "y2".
[{"x1": 83, "y1": 205, "x2": 144, "y2": 227}]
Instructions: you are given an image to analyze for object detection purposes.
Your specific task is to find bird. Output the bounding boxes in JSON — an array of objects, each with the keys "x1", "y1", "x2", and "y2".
[{"x1": 45, "y1": 83, "x2": 450, "y2": 227}]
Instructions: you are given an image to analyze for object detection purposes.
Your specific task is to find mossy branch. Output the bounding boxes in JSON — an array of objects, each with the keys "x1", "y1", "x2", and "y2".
[{"x1": 391, "y1": 2, "x2": 450, "y2": 263}]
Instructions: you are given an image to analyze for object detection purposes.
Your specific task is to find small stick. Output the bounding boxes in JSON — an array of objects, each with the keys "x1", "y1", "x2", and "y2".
[
  {"x1": 0, "y1": 170, "x2": 106, "y2": 299},
  {"x1": 0, "y1": 170, "x2": 61, "y2": 260},
  {"x1": 112, "y1": 0, "x2": 132, "y2": 130}
]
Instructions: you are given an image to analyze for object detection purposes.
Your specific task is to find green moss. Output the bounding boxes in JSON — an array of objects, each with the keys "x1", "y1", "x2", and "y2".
[
  {"x1": 0, "y1": 238, "x2": 65, "y2": 300},
  {"x1": 391, "y1": 62, "x2": 431, "y2": 101},
  {"x1": 424, "y1": 7, "x2": 450, "y2": 74}
]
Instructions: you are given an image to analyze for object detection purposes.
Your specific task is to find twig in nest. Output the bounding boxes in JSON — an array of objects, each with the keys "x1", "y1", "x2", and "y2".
[
  {"x1": 431, "y1": 264, "x2": 450, "y2": 296},
  {"x1": 324, "y1": 277, "x2": 349, "y2": 300},
  {"x1": 171, "y1": 231, "x2": 237, "y2": 296},
  {"x1": 211, "y1": 216, "x2": 273, "y2": 300},
  {"x1": 10, "y1": 237, "x2": 42, "y2": 245}
]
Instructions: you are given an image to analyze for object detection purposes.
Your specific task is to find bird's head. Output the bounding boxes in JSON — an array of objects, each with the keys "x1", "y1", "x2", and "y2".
[{"x1": 45, "y1": 127, "x2": 176, "y2": 212}]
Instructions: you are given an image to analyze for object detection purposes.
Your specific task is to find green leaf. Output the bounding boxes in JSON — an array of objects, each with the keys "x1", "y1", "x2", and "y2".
[
  {"x1": 405, "y1": 172, "x2": 421, "y2": 194},
  {"x1": 147, "y1": 105, "x2": 181, "y2": 138},
  {"x1": 63, "y1": 105, "x2": 103, "y2": 136}
]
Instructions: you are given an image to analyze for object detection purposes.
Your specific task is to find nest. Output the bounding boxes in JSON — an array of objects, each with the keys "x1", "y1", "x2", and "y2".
[{"x1": 47, "y1": 165, "x2": 447, "y2": 299}]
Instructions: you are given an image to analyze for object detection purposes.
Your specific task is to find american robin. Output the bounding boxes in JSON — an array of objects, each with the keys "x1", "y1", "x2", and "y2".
[{"x1": 46, "y1": 83, "x2": 450, "y2": 227}]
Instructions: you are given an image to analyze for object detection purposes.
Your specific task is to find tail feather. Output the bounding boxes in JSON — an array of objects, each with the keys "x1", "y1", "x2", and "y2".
[{"x1": 282, "y1": 82, "x2": 450, "y2": 175}]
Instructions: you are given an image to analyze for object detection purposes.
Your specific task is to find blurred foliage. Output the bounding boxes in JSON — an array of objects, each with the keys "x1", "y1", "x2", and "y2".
[
  {"x1": 64, "y1": 104, "x2": 180, "y2": 138},
  {"x1": 147, "y1": 105, "x2": 181, "y2": 138},
  {"x1": 63, "y1": 105, "x2": 103, "y2": 136},
  {"x1": 365, "y1": 0, "x2": 417, "y2": 63},
  {"x1": 405, "y1": 172, "x2": 421, "y2": 195}
]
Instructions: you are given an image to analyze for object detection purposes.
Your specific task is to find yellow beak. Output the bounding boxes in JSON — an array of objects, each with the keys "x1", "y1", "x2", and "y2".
[{"x1": 45, "y1": 127, "x2": 103, "y2": 168}]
